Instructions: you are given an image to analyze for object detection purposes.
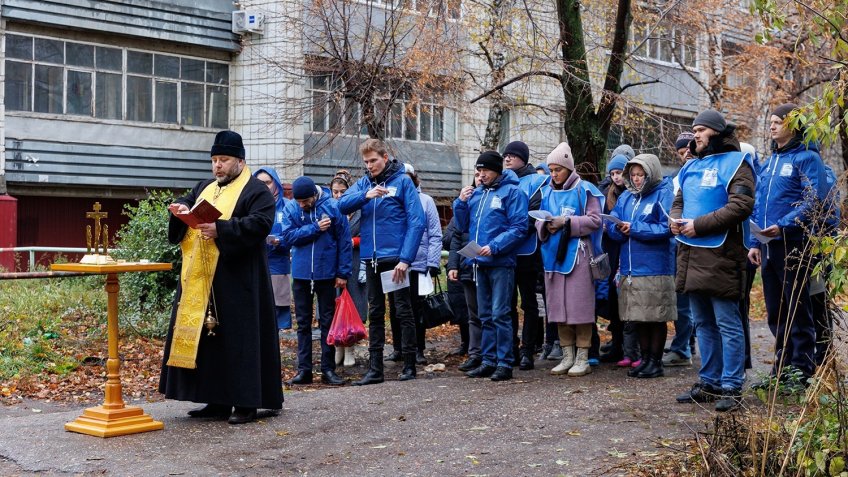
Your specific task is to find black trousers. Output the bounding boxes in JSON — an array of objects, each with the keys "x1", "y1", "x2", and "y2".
[
  {"x1": 292, "y1": 278, "x2": 336, "y2": 373},
  {"x1": 761, "y1": 240, "x2": 816, "y2": 378},
  {"x1": 389, "y1": 271, "x2": 426, "y2": 353},
  {"x1": 366, "y1": 259, "x2": 416, "y2": 355},
  {"x1": 511, "y1": 253, "x2": 542, "y2": 353}
]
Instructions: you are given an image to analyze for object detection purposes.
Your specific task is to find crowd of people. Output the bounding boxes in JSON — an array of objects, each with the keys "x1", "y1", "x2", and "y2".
[{"x1": 158, "y1": 103, "x2": 839, "y2": 424}]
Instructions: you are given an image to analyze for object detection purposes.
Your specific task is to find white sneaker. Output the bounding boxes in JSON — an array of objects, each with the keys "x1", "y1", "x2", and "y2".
[
  {"x1": 550, "y1": 345, "x2": 575, "y2": 375},
  {"x1": 568, "y1": 348, "x2": 592, "y2": 376},
  {"x1": 343, "y1": 347, "x2": 356, "y2": 367},
  {"x1": 335, "y1": 346, "x2": 344, "y2": 366}
]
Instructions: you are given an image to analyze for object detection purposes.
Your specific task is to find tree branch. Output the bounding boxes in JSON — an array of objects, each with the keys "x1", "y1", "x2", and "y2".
[
  {"x1": 620, "y1": 78, "x2": 661, "y2": 92},
  {"x1": 469, "y1": 70, "x2": 564, "y2": 103}
]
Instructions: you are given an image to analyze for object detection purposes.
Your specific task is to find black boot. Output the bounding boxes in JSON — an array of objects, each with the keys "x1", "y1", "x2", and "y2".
[
  {"x1": 353, "y1": 352, "x2": 384, "y2": 386},
  {"x1": 399, "y1": 353, "x2": 417, "y2": 381},
  {"x1": 637, "y1": 356, "x2": 664, "y2": 378},
  {"x1": 385, "y1": 349, "x2": 402, "y2": 362},
  {"x1": 518, "y1": 350, "x2": 534, "y2": 370},
  {"x1": 416, "y1": 350, "x2": 428, "y2": 365},
  {"x1": 627, "y1": 357, "x2": 649, "y2": 377}
]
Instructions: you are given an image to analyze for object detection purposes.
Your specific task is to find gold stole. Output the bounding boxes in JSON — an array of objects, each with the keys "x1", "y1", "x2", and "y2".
[{"x1": 166, "y1": 166, "x2": 252, "y2": 369}]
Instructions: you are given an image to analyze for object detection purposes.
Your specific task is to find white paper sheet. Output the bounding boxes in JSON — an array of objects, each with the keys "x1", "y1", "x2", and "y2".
[
  {"x1": 749, "y1": 221, "x2": 776, "y2": 244},
  {"x1": 600, "y1": 214, "x2": 623, "y2": 225},
  {"x1": 381, "y1": 269, "x2": 410, "y2": 293},
  {"x1": 528, "y1": 210, "x2": 553, "y2": 222},
  {"x1": 418, "y1": 272, "x2": 434, "y2": 296},
  {"x1": 458, "y1": 241, "x2": 484, "y2": 259}
]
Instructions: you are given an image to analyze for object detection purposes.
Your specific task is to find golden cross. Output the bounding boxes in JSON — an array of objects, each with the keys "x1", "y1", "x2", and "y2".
[{"x1": 86, "y1": 202, "x2": 108, "y2": 254}]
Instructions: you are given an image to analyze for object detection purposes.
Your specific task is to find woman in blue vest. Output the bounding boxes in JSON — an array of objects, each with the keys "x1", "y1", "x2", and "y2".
[
  {"x1": 254, "y1": 167, "x2": 292, "y2": 332},
  {"x1": 536, "y1": 143, "x2": 604, "y2": 377},
  {"x1": 606, "y1": 154, "x2": 676, "y2": 378}
]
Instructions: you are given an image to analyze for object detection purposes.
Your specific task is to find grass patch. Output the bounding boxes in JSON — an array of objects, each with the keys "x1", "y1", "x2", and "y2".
[{"x1": 0, "y1": 277, "x2": 106, "y2": 380}]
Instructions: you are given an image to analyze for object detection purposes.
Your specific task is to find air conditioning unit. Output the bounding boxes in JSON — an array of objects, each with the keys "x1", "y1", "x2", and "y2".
[{"x1": 232, "y1": 10, "x2": 265, "y2": 34}]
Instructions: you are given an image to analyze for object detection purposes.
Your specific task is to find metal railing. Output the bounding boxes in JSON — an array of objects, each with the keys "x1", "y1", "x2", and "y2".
[{"x1": 0, "y1": 246, "x2": 121, "y2": 271}]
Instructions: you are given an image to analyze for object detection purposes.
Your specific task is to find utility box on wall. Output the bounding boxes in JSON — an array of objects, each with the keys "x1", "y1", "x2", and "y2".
[{"x1": 0, "y1": 194, "x2": 18, "y2": 271}]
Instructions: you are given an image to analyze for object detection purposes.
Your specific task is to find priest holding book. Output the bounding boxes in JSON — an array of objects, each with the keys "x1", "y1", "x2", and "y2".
[{"x1": 159, "y1": 130, "x2": 283, "y2": 425}]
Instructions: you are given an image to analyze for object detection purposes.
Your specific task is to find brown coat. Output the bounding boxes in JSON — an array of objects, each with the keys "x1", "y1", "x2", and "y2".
[{"x1": 670, "y1": 148, "x2": 755, "y2": 300}]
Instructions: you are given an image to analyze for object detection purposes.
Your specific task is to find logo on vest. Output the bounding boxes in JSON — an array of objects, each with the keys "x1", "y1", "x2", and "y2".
[
  {"x1": 701, "y1": 168, "x2": 719, "y2": 188},
  {"x1": 780, "y1": 163, "x2": 793, "y2": 177},
  {"x1": 276, "y1": 212, "x2": 283, "y2": 223},
  {"x1": 490, "y1": 195, "x2": 502, "y2": 209},
  {"x1": 386, "y1": 186, "x2": 398, "y2": 197},
  {"x1": 560, "y1": 206, "x2": 576, "y2": 217},
  {"x1": 642, "y1": 203, "x2": 654, "y2": 215}
]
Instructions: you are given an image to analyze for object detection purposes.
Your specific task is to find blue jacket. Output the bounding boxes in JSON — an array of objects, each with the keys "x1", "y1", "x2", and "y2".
[
  {"x1": 607, "y1": 177, "x2": 675, "y2": 277},
  {"x1": 338, "y1": 159, "x2": 425, "y2": 264},
  {"x1": 452, "y1": 169, "x2": 528, "y2": 268},
  {"x1": 254, "y1": 167, "x2": 291, "y2": 276},
  {"x1": 752, "y1": 139, "x2": 828, "y2": 242},
  {"x1": 280, "y1": 187, "x2": 352, "y2": 281},
  {"x1": 411, "y1": 190, "x2": 443, "y2": 273}
]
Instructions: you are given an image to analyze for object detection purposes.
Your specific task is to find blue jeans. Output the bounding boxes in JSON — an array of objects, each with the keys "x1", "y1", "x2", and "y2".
[
  {"x1": 689, "y1": 293, "x2": 746, "y2": 390},
  {"x1": 476, "y1": 266, "x2": 515, "y2": 368},
  {"x1": 668, "y1": 292, "x2": 693, "y2": 358}
]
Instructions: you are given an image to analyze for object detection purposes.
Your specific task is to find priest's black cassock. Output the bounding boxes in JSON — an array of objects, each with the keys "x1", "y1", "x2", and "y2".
[{"x1": 159, "y1": 176, "x2": 283, "y2": 410}]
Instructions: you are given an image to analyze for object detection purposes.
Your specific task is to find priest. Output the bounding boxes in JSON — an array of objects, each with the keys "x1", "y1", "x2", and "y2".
[{"x1": 159, "y1": 130, "x2": 283, "y2": 425}]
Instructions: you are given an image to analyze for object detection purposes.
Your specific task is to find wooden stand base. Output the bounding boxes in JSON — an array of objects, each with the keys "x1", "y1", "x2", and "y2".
[{"x1": 64, "y1": 405, "x2": 164, "y2": 438}]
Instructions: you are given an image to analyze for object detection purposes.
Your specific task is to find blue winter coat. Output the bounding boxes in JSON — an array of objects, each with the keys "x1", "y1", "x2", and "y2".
[
  {"x1": 607, "y1": 177, "x2": 675, "y2": 277},
  {"x1": 280, "y1": 187, "x2": 352, "y2": 281},
  {"x1": 752, "y1": 139, "x2": 828, "y2": 242},
  {"x1": 452, "y1": 169, "x2": 528, "y2": 268},
  {"x1": 411, "y1": 191, "x2": 443, "y2": 273},
  {"x1": 254, "y1": 167, "x2": 291, "y2": 276},
  {"x1": 338, "y1": 160, "x2": 426, "y2": 265}
]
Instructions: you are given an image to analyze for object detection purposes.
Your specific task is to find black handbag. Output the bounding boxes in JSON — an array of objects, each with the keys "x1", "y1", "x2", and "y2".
[{"x1": 422, "y1": 280, "x2": 455, "y2": 328}]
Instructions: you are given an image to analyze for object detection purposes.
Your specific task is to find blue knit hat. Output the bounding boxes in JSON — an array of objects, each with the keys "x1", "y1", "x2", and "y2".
[
  {"x1": 606, "y1": 154, "x2": 628, "y2": 174},
  {"x1": 292, "y1": 176, "x2": 317, "y2": 200}
]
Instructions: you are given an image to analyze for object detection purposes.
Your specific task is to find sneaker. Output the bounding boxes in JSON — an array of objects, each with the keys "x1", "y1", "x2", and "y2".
[
  {"x1": 458, "y1": 356, "x2": 482, "y2": 372},
  {"x1": 547, "y1": 342, "x2": 563, "y2": 360},
  {"x1": 715, "y1": 388, "x2": 743, "y2": 412},
  {"x1": 540, "y1": 344, "x2": 553, "y2": 360},
  {"x1": 676, "y1": 382, "x2": 721, "y2": 403},
  {"x1": 630, "y1": 359, "x2": 642, "y2": 368},
  {"x1": 662, "y1": 351, "x2": 692, "y2": 367},
  {"x1": 588, "y1": 358, "x2": 600, "y2": 367},
  {"x1": 490, "y1": 366, "x2": 513, "y2": 381},
  {"x1": 466, "y1": 363, "x2": 497, "y2": 378},
  {"x1": 616, "y1": 357, "x2": 633, "y2": 367}
]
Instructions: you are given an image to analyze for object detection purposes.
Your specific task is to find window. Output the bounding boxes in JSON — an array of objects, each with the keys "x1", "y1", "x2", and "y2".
[
  {"x1": 4, "y1": 34, "x2": 229, "y2": 128},
  {"x1": 632, "y1": 23, "x2": 696, "y2": 68}
]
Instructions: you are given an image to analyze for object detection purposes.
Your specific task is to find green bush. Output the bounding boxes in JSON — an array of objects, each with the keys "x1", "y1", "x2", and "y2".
[{"x1": 113, "y1": 190, "x2": 183, "y2": 337}]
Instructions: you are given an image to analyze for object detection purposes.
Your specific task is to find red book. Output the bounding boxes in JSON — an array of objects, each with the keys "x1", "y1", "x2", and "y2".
[{"x1": 174, "y1": 198, "x2": 222, "y2": 229}]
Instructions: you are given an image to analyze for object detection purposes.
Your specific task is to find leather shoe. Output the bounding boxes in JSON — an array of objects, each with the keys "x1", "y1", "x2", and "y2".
[
  {"x1": 416, "y1": 351, "x2": 428, "y2": 365},
  {"x1": 385, "y1": 350, "x2": 402, "y2": 362},
  {"x1": 288, "y1": 370, "x2": 313, "y2": 385},
  {"x1": 676, "y1": 382, "x2": 721, "y2": 403},
  {"x1": 490, "y1": 366, "x2": 513, "y2": 381},
  {"x1": 458, "y1": 356, "x2": 481, "y2": 372},
  {"x1": 228, "y1": 407, "x2": 257, "y2": 425},
  {"x1": 320, "y1": 370, "x2": 345, "y2": 386},
  {"x1": 187, "y1": 403, "x2": 231, "y2": 418},
  {"x1": 518, "y1": 352, "x2": 534, "y2": 370},
  {"x1": 466, "y1": 363, "x2": 497, "y2": 378}
]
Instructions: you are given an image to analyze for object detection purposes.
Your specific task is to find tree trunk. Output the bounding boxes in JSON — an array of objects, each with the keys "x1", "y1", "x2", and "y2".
[
  {"x1": 839, "y1": 104, "x2": 848, "y2": 189},
  {"x1": 481, "y1": 66, "x2": 506, "y2": 151}
]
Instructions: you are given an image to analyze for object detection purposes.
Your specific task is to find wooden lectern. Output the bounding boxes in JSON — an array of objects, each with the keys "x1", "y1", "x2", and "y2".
[{"x1": 50, "y1": 262, "x2": 172, "y2": 438}]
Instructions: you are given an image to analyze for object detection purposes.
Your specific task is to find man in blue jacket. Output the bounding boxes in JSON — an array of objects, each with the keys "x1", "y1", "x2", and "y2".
[
  {"x1": 453, "y1": 151, "x2": 528, "y2": 381},
  {"x1": 281, "y1": 176, "x2": 352, "y2": 386},
  {"x1": 748, "y1": 103, "x2": 828, "y2": 384},
  {"x1": 254, "y1": 167, "x2": 293, "y2": 331},
  {"x1": 338, "y1": 139, "x2": 426, "y2": 385}
]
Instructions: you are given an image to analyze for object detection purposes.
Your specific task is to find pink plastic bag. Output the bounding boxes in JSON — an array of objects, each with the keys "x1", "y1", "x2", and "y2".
[{"x1": 327, "y1": 288, "x2": 367, "y2": 347}]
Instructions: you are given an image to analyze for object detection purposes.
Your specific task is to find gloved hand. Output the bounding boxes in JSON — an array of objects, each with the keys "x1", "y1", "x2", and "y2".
[{"x1": 428, "y1": 266, "x2": 441, "y2": 277}]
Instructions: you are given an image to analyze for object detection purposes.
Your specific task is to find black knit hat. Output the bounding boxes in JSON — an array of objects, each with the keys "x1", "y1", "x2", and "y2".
[
  {"x1": 772, "y1": 103, "x2": 798, "y2": 120},
  {"x1": 475, "y1": 151, "x2": 503, "y2": 174},
  {"x1": 692, "y1": 110, "x2": 727, "y2": 133},
  {"x1": 211, "y1": 130, "x2": 246, "y2": 159},
  {"x1": 502, "y1": 141, "x2": 529, "y2": 165}
]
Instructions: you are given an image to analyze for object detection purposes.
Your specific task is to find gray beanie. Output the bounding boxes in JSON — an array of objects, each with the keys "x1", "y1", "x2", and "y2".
[
  {"x1": 610, "y1": 144, "x2": 635, "y2": 161},
  {"x1": 692, "y1": 109, "x2": 727, "y2": 133}
]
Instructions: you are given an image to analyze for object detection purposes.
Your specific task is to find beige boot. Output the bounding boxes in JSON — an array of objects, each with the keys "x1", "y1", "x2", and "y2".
[
  {"x1": 343, "y1": 346, "x2": 356, "y2": 367},
  {"x1": 550, "y1": 345, "x2": 576, "y2": 375},
  {"x1": 335, "y1": 346, "x2": 344, "y2": 366},
  {"x1": 568, "y1": 348, "x2": 592, "y2": 376}
]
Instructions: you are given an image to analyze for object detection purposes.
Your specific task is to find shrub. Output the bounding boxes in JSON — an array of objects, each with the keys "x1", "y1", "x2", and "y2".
[{"x1": 113, "y1": 190, "x2": 183, "y2": 337}]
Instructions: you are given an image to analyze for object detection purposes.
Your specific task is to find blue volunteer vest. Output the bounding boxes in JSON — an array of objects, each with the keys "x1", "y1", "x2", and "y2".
[
  {"x1": 516, "y1": 173, "x2": 550, "y2": 256},
  {"x1": 540, "y1": 179, "x2": 605, "y2": 274},
  {"x1": 677, "y1": 151, "x2": 754, "y2": 248}
]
